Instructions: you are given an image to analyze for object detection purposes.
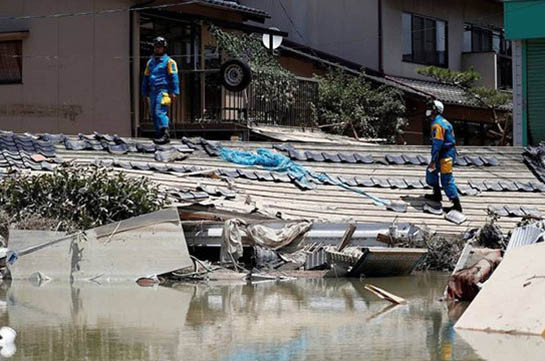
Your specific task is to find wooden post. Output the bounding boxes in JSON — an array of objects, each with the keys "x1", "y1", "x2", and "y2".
[{"x1": 337, "y1": 223, "x2": 357, "y2": 252}]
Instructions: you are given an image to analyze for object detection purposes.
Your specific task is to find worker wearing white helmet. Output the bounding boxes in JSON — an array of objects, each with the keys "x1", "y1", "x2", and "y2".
[{"x1": 424, "y1": 100, "x2": 463, "y2": 213}]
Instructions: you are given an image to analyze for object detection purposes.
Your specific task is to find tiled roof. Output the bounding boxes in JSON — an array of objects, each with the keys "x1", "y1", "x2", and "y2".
[
  {"x1": 378, "y1": 75, "x2": 513, "y2": 110},
  {"x1": 5, "y1": 131, "x2": 542, "y2": 235},
  {"x1": 198, "y1": 0, "x2": 269, "y2": 17}
]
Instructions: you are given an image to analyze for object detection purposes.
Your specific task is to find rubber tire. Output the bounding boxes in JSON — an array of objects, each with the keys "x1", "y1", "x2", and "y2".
[{"x1": 220, "y1": 59, "x2": 252, "y2": 92}]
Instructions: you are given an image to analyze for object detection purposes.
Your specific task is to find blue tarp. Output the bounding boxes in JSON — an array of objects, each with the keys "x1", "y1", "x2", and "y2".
[{"x1": 219, "y1": 147, "x2": 394, "y2": 208}]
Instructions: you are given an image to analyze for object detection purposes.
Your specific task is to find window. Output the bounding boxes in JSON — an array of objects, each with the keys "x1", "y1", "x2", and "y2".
[
  {"x1": 463, "y1": 24, "x2": 511, "y2": 55},
  {"x1": 463, "y1": 24, "x2": 513, "y2": 88},
  {"x1": 0, "y1": 41, "x2": 22, "y2": 84},
  {"x1": 402, "y1": 12, "x2": 447, "y2": 67}
]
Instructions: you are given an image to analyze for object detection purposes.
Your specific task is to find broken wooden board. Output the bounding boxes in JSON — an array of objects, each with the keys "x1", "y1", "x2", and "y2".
[
  {"x1": 364, "y1": 284, "x2": 407, "y2": 304},
  {"x1": 8, "y1": 208, "x2": 192, "y2": 282},
  {"x1": 455, "y1": 242, "x2": 545, "y2": 336}
]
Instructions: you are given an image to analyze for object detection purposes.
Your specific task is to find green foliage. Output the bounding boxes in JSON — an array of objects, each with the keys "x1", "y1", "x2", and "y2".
[
  {"x1": 417, "y1": 66, "x2": 512, "y2": 144},
  {"x1": 209, "y1": 25, "x2": 298, "y2": 113},
  {"x1": 0, "y1": 166, "x2": 169, "y2": 231},
  {"x1": 471, "y1": 86, "x2": 512, "y2": 108},
  {"x1": 311, "y1": 69, "x2": 407, "y2": 142},
  {"x1": 417, "y1": 66, "x2": 511, "y2": 109},
  {"x1": 417, "y1": 66, "x2": 480, "y2": 88}
]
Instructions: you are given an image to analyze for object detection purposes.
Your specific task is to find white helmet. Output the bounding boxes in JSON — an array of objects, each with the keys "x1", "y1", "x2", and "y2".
[{"x1": 433, "y1": 100, "x2": 444, "y2": 114}]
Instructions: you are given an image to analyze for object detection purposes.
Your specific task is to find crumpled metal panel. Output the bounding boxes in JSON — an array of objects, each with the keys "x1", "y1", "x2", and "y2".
[
  {"x1": 305, "y1": 248, "x2": 327, "y2": 270},
  {"x1": 506, "y1": 224, "x2": 545, "y2": 252},
  {"x1": 349, "y1": 247, "x2": 428, "y2": 277}
]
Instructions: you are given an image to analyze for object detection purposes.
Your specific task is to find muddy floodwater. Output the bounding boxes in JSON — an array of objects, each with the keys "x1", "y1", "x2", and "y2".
[{"x1": 0, "y1": 272, "x2": 543, "y2": 361}]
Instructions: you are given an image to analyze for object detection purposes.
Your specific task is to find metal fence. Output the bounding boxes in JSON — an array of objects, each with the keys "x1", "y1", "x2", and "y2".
[
  {"x1": 211, "y1": 75, "x2": 319, "y2": 127},
  {"x1": 140, "y1": 75, "x2": 319, "y2": 132}
]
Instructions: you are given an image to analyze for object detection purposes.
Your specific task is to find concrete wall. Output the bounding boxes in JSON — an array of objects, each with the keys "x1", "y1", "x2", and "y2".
[
  {"x1": 462, "y1": 52, "x2": 498, "y2": 89},
  {"x1": 0, "y1": 0, "x2": 132, "y2": 135},
  {"x1": 240, "y1": 0, "x2": 380, "y2": 70},
  {"x1": 382, "y1": 0, "x2": 503, "y2": 80}
]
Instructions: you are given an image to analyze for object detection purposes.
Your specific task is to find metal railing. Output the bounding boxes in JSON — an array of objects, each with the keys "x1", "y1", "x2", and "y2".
[
  {"x1": 215, "y1": 76, "x2": 318, "y2": 127},
  {"x1": 139, "y1": 75, "x2": 319, "y2": 131}
]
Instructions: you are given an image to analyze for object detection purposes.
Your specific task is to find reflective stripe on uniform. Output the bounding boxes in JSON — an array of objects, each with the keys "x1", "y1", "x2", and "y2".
[
  {"x1": 431, "y1": 123, "x2": 444, "y2": 140},
  {"x1": 167, "y1": 59, "x2": 178, "y2": 74},
  {"x1": 440, "y1": 157, "x2": 453, "y2": 174}
]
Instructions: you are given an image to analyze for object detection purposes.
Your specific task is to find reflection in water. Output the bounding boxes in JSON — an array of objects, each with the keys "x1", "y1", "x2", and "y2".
[{"x1": 0, "y1": 273, "x2": 536, "y2": 361}]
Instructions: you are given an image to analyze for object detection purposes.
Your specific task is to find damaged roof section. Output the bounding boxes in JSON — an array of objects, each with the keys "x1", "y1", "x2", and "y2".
[{"x1": 3, "y1": 130, "x2": 545, "y2": 235}]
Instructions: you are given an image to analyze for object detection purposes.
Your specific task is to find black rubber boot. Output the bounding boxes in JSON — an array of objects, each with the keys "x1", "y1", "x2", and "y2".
[
  {"x1": 153, "y1": 128, "x2": 170, "y2": 145},
  {"x1": 424, "y1": 187, "x2": 443, "y2": 202},
  {"x1": 445, "y1": 198, "x2": 463, "y2": 213}
]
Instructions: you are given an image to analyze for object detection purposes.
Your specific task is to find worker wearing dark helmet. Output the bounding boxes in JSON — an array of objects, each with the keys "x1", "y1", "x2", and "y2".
[
  {"x1": 142, "y1": 36, "x2": 180, "y2": 144},
  {"x1": 424, "y1": 100, "x2": 463, "y2": 213}
]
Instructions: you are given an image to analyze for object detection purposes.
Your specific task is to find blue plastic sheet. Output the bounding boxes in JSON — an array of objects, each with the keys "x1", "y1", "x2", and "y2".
[
  {"x1": 220, "y1": 147, "x2": 308, "y2": 181},
  {"x1": 219, "y1": 147, "x2": 390, "y2": 207}
]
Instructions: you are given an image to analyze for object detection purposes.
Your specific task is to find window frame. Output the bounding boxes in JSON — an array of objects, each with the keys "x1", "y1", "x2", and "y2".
[
  {"x1": 402, "y1": 12, "x2": 449, "y2": 68},
  {"x1": 0, "y1": 40, "x2": 23, "y2": 85}
]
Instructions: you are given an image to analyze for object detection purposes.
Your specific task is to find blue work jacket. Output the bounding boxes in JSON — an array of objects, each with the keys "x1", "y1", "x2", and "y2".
[
  {"x1": 430, "y1": 115, "x2": 457, "y2": 162},
  {"x1": 142, "y1": 54, "x2": 180, "y2": 96}
]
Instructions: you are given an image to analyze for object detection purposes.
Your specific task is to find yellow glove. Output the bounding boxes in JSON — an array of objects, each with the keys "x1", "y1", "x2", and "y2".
[{"x1": 160, "y1": 92, "x2": 171, "y2": 106}]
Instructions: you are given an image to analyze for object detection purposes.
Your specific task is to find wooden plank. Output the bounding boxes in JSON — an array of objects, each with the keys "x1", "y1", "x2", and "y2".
[
  {"x1": 337, "y1": 223, "x2": 357, "y2": 252},
  {"x1": 364, "y1": 284, "x2": 408, "y2": 305}
]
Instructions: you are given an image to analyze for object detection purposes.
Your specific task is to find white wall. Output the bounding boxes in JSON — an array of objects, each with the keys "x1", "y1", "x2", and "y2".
[
  {"x1": 241, "y1": 0, "x2": 380, "y2": 70},
  {"x1": 242, "y1": 0, "x2": 503, "y2": 81},
  {"x1": 0, "y1": 0, "x2": 132, "y2": 135},
  {"x1": 462, "y1": 52, "x2": 497, "y2": 88},
  {"x1": 381, "y1": 0, "x2": 503, "y2": 79}
]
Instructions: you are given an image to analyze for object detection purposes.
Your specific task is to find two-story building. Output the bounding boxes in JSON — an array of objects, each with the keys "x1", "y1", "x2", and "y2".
[
  {"x1": 0, "y1": 0, "x2": 293, "y2": 137},
  {"x1": 242, "y1": 0, "x2": 513, "y2": 144},
  {"x1": 242, "y1": 0, "x2": 511, "y2": 88}
]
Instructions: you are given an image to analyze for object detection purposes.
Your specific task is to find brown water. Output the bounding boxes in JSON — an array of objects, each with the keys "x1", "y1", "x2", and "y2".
[{"x1": 0, "y1": 272, "x2": 541, "y2": 361}]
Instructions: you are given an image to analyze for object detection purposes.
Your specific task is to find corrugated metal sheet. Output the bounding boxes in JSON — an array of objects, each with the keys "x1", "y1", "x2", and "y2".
[
  {"x1": 527, "y1": 39, "x2": 545, "y2": 143},
  {"x1": 505, "y1": 224, "x2": 545, "y2": 252},
  {"x1": 305, "y1": 248, "x2": 327, "y2": 270}
]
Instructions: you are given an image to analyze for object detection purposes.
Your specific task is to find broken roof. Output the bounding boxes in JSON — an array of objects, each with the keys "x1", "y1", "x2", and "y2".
[
  {"x1": 4, "y1": 131, "x2": 538, "y2": 236},
  {"x1": 382, "y1": 75, "x2": 513, "y2": 110}
]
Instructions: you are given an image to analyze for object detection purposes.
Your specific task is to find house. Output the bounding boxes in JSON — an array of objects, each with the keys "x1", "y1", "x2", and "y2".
[
  {"x1": 274, "y1": 39, "x2": 511, "y2": 145},
  {"x1": 241, "y1": 0, "x2": 511, "y2": 89},
  {"x1": 242, "y1": 0, "x2": 513, "y2": 144},
  {"x1": 504, "y1": 0, "x2": 545, "y2": 146},
  {"x1": 0, "y1": 0, "x2": 291, "y2": 137}
]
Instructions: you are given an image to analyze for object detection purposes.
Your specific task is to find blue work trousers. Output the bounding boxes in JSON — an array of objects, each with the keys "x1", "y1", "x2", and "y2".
[
  {"x1": 426, "y1": 158, "x2": 459, "y2": 199},
  {"x1": 149, "y1": 90, "x2": 170, "y2": 136}
]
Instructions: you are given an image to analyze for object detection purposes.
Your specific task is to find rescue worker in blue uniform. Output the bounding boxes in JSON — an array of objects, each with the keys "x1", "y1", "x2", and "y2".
[
  {"x1": 425, "y1": 100, "x2": 463, "y2": 213},
  {"x1": 142, "y1": 36, "x2": 180, "y2": 144}
]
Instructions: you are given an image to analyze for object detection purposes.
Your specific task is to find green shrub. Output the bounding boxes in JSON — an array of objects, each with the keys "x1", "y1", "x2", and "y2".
[
  {"x1": 311, "y1": 69, "x2": 407, "y2": 142},
  {"x1": 0, "y1": 165, "x2": 169, "y2": 231}
]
